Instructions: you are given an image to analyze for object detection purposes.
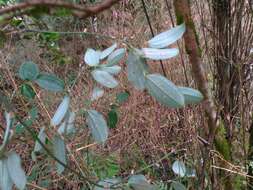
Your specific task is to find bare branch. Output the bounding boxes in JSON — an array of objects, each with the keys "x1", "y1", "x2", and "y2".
[{"x1": 0, "y1": 0, "x2": 121, "y2": 19}]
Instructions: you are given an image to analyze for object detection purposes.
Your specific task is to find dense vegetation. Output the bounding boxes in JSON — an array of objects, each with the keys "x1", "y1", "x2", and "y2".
[{"x1": 0, "y1": 0, "x2": 253, "y2": 189}]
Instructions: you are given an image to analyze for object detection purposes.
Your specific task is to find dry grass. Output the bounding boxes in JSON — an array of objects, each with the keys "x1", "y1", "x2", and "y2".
[{"x1": 0, "y1": 0, "x2": 208, "y2": 189}]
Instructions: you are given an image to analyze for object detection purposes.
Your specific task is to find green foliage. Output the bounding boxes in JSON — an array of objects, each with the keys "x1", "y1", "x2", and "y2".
[
  {"x1": 0, "y1": 159, "x2": 13, "y2": 190},
  {"x1": 214, "y1": 122, "x2": 231, "y2": 161},
  {"x1": 178, "y1": 87, "x2": 204, "y2": 105},
  {"x1": 145, "y1": 74, "x2": 185, "y2": 108},
  {"x1": 86, "y1": 110, "x2": 108, "y2": 144},
  {"x1": 141, "y1": 48, "x2": 179, "y2": 60},
  {"x1": 35, "y1": 73, "x2": 64, "y2": 92},
  {"x1": 128, "y1": 175, "x2": 155, "y2": 190},
  {"x1": 148, "y1": 23, "x2": 185, "y2": 48},
  {"x1": 116, "y1": 92, "x2": 130, "y2": 104},
  {"x1": 1, "y1": 15, "x2": 204, "y2": 189},
  {"x1": 106, "y1": 48, "x2": 125, "y2": 66},
  {"x1": 84, "y1": 48, "x2": 100, "y2": 66},
  {"x1": 6, "y1": 152, "x2": 27, "y2": 190},
  {"x1": 107, "y1": 105, "x2": 118, "y2": 129},
  {"x1": 91, "y1": 87, "x2": 104, "y2": 101},
  {"x1": 19, "y1": 61, "x2": 39, "y2": 81},
  {"x1": 172, "y1": 160, "x2": 186, "y2": 177},
  {"x1": 20, "y1": 83, "x2": 35, "y2": 99},
  {"x1": 34, "y1": 127, "x2": 47, "y2": 153},
  {"x1": 0, "y1": 151, "x2": 27, "y2": 190},
  {"x1": 51, "y1": 96, "x2": 70, "y2": 126},
  {"x1": 127, "y1": 51, "x2": 149, "y2": 90},
  {"x1": 53, "y1": 135, "x2": 67, "y2": 174},
  {"x1": 91, "y1": 70, "x2": 118, "y2": 88},
  {"x1": 100, "y1": 43, "x2": 117, "y2": 60}
]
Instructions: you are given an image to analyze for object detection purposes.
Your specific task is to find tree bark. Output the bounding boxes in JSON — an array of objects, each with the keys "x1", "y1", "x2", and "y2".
[{"x1": 173, "y1": 1, "x2": 218, "y2": 189}]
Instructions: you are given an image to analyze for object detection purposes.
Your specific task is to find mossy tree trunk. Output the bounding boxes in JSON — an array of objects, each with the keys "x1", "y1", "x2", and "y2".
[{"x1": 172, "y1": 1, "x2": 232, "y2": 189}]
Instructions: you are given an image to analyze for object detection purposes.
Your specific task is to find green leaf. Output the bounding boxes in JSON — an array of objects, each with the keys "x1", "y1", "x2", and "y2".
[
  {"x1": 171, "y1": 181, "x2": 186, "y2": 190},
  {"x1": 116, "y1": 92, "x2": 130, "y2": 103},
  {"x1": 148, "y1": 23, "x2": 186, "y2": 48},
  {"x1": 57, "y1": 112, "x2": 76, "y2": 135},
  {"x1": 127, "y1": 52, "x2": 149, "y2": 90},
  {"x1": 106, "y1": 48, "x2": 125, "y2": 66},
  {"x1": 141, "y1": 48, "x2": 179, "y2": 60},
  {"x1": 84, "y1": 48, "x2": 100, "y2": 66},
  {"x1": 2, "y1": 112, "x2": 11, "y2": 147},
  {"x1": 51, "y1": 96, "x2": 70, "y2": 126},
  {"x1": 99, "y1": 65, "x2": 121, "y2": 75},
  {"x1": 91, "y1": 70, "x2": 118, "y2": 88},
  {"x1": 35, "y1": 73, "x2": 64, "y2": 92},
  {"x1": 6, "y1": 152, "x2": 27, "y2": 190},
  {"x1": 86, "y1": 110, "x2": 108, "y2": 144},
  {"x1": 91, "y1": 87, "x2": 104, "y2": 101},
  {"x1": 178, "y1": 87, "x2": 204, "y2": 105},
  {"x1": 107, "y1": 108, "x2": 118, "y2": 129},
  {"x1": 172, "y1": 160, "x2": 186, "y2": 177},
  {"x1": 145, "y1": 74, "x2": 184, "y2": 108},
  {"x1": 128, "y1": 175, "x2": 155, "y2": 190},
  {"x1": 0, "y1": 159, "x2": 13, "y2": 190},
  {"x1": 34, "y1": 127, "x2": 47, "y2": 153},
  {"x1": 53, "y1": 135, "x2": 67, "y2": 174},
  {"x1": 19, "y1": 61, "x2": 39, "y2": 81},
  {"x1": 20, "y1": 83, "x2": 35, "y2": 99},
  {"x1": 100, "y1": 43, "x2": 117, "y2": 60}
]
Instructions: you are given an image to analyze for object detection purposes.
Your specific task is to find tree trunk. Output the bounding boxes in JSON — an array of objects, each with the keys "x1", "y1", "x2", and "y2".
[{"x1": 173, "y1": 1, "x2": 218, "y2": 189}]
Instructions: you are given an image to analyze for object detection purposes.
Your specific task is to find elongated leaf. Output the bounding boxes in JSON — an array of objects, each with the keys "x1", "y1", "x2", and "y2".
[
  {"x1": 100, "y1": 43, "x2": 117, "y2": 60},
  {"x1": 2, "y1": 112, "x2": 11, "y2": 148},
  {"x1": 99, "y1": 65, "x2": 121, "y2": 75},
  {"x1": 127, "y1": 52, "x2": 149, "y2": 90},
  {"x1": 91, "y1": 70, "x2": 118, "y2": 88},
  {"x1": 84, "y1": 48, "x2": 100, "y2": 66},
  {"x1": 116, "y1": 92, "x2": 129, "y2": 103},
  {"x1": 19, "y1": 61, "x2": 39, "y2": 81},
  {"x1": 6, "y1": 152, "x2": 26, "y2": 190},
  {"x1": 34, "y1": 127, "x2": 47, "y2": 152},
  {"x1": 145, "y1": 74, "x2": 184, "y2": 108},
  {"x1": 53, "y1": 135, "x2": 67, "y2": 174},
  {"x1": 172, "y1": 160, "x2": 186, "y2": 177},
  {"x1": 91, "y1": 87, "x2": 104, "y2": 101},
  {"x1": 106, "y1": 48, "x2": 125, "y2": 66},
  {"x1": 171, "y1": 181, "x2": 187, "y2": 190},
  {"x1": 148, "y1": 23, "x2": 186, "y2": 48},
  {"x1": 107, "y1": 107, "x2": 118, "y2": 129},
  {"x1": 57, "y1": 112, "x2": 76, "y2": 135},
  {"x1": 141, "y1": 48, "x2": 179, "y2": 60},
  {"x1": 178, "y1": 87, "x2": 203, "y2": 105},
  {"x1": 20, "y1": 83, "x2": 35, "y2": 99},
  {"x1": 35, "y1": 73, "x2": 64, "y2": 92},
  {"x1": 0, "y1": 159, "x2": 13, "y2": 190},
  {"x1": 51, "y1": 96, "x2": 70, "y2": 126},
  {"x1": 86, "y1": 110, "x2": 108, "y2": 143},
  {"x1": 128, "y1": 175, "x2": 155, "y2": 190}
]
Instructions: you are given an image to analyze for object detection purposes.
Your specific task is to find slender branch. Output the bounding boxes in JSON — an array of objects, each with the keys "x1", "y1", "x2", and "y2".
[{"x1": 0, "y1": 0, "x2": 121, "y2": 19}]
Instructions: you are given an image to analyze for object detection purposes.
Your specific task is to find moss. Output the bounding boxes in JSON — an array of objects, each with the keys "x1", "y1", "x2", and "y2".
[
  {"x1": 175, "y1": 9, "x2": 184, "y2": 25},
  {"x1": 214, "y1": 122, "x2": 231, "y2": 161},
  {"x1": 175, "y1": 8, "x2": 202, "y2": 56}
]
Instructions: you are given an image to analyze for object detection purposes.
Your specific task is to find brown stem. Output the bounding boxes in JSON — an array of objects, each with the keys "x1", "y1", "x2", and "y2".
[
  {"x1": 0, "y1": 0, "x2": 121, "y2": 19},
  {"x1": 173, "y1": 0, "x2": 218, "y2": 189}
]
